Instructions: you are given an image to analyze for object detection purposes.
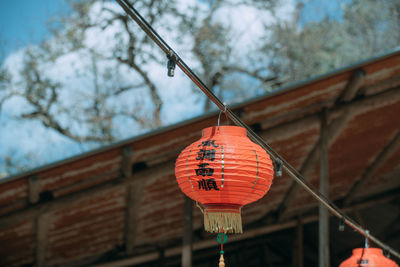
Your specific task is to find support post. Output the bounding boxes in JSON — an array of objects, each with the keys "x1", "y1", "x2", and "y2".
[
  {"x1": 122, "y1": 146, "x2": 143, "y2": 255},
  {"x1": 28, "y1": 175, "x2": 40, "y2": 204},
  {"x1": 293, "y1": 217, "x2": 303, "y2": 267},
  {"x1": 36, "y1": 213, "x2": 49, "y2": 267},
  {"x1": 125, "y1": 182, "x2": 143, "y2": 255},
  {"x1": 319, "y1": 109, "x2": 330, "y2": 267},
  {"x1": 182, "y1": 197, "x2": 193, "y2": 267}
]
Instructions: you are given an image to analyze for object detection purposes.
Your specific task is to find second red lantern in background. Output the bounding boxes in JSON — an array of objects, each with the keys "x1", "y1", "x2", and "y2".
[{"x1": 339, "y1": 247, "x2": 398, "y2": 267}]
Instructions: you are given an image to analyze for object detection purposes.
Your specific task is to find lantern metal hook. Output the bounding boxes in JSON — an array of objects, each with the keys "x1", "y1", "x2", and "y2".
[
  {"x1": 273, "y1": 158, "x2": 283, "y2": 177},
  {"x1": 365, "y1": 230, "x2": 370, "y2": 248},
  {"x1": 217, "y1": 103, "x2": 228, "y2": 129}
]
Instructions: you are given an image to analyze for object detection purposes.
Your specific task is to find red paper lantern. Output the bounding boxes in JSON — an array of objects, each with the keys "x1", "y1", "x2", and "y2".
[
  {"x1": 175, "y1": 126, "x2": 274, "y2": 233},
  {"x1": 340, "y1": 248, "x2": 398, "y2": 267}
]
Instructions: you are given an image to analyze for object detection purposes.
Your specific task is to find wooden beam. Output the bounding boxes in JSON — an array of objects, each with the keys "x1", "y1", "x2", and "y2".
[
  {"x1": 93, "y1": 216, "x2": 319, "y2": 267},
  {"x1": 0, "y1": 172, "x2": 119, "y2": 228},
  {"x1": 121, "y1": 146, "x2": 142, "y2": 256},
  {"x1": 122, "y1": 146, "x2": 133, "y2": 178},
  {"x1": 28, "y1": 175, "x2": 40, "y2": 204},
  {"x1": 279, "y1": 187, "x2": 400, "y2": 220},
  {"x1": 292, "y1": 217, "x2": 303, "y2": 267},
  {"x1": 91, "y1": 187, "x2": 400, "y2": 267},
  {"x1": 52, "y1": 169, "x2": 119, "y2": 197},
  {"x1": 182, "y1": 197, "x2": 193, "y2": 267},
  {"x1": 338, "y1": 69, "x2": 365, "y2": 102},
  {"x1": 275, "y1": 70, "x2": 366, "y2": 221},
  {"x1": 36, "y1": 213, "x2": 49, "y2": 267},
  {"x1": 125, "y1": 181, "x2": 144, "y2": 255},
  {"x1": 264, "y1": 244, "x2": 276, "y2": 267},
  {"x1": 359, "y1": 75, "x2": 400, "y2": 96},
  {"x1": 343, "y1": 130, "x2": 400, "y2": 206},
  {"x1": 0, "y1": 160, "x2": 174, "y2": 229},
  {"x1": 319, "y1": 109, "x2": 330, "y2": 267}
]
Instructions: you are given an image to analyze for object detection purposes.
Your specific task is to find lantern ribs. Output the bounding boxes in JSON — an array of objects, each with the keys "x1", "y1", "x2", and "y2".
[{"x1": 274, "y1": 69, "x2": 366, "y2": 222}]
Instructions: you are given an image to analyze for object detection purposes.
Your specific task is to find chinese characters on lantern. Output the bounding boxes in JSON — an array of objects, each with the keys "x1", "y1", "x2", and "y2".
[
  {"x1": 357, "y1": 259, "x2": 368, "y2": 264},
  {"x1": 198, "y1": 178, "x2": 219, "y2": 190},
  {"x1": 196, "y1": 140, "x2": 220, "y2": 191},
  {"x1": 195, "y1": 163, "x2": 214, "y2": 176}
]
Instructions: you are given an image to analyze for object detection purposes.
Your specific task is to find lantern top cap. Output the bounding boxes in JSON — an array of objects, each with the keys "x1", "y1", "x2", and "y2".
[
  {"x1": 202, "y1": 126, "x2": 247, "y2": 138},
  {"x1": 352, "y1": 247, "x2": 383, "y2": 255}
]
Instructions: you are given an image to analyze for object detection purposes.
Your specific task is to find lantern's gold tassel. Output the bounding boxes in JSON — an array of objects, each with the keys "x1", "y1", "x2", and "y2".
[
  {"x1": 204, "y1": 211, "x2": 242, "y2": 234},
  {"x1": 219, "y1": 254, "x2": 225, "y2": 267}
]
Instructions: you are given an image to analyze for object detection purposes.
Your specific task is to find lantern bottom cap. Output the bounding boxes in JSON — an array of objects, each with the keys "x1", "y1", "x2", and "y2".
[{"x1": 203, "y1": 205, "x2": 242, "y2": 234}]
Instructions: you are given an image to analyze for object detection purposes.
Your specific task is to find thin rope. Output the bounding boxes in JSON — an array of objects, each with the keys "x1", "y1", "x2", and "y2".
[
  {"x1": 116, "y1": 0, "x2": 400, "y2": 260},
  {"x1": 196, "y1": 201, "x2": 204, "y2": 214}
]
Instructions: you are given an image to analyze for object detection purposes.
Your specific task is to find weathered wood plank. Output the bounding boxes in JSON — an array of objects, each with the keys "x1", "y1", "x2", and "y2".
[
  {"x1": 292, "y1": 217, "x2": 304, "y2": 267},
  {"x1": 182, "y1": 197, "x2": 193, "y2": 267},
  {"x1": 28, "y1": 176, "x2": 40, "y2": 204},
  {"x1": 125, "y1": 182, "x2": 144, "y2": 255},
  {"x1": 339, "y1": 69, "x2": 365, "y2": 102},
  {"x1": 343, "y1": 130, "x2": 400, "y2": 205},
  {"x1": 275, "y1": 70, "x2": 367, "y2": 221},
  {"x1": 36, "y1": 213, "x2": 49, "y2": 267}
]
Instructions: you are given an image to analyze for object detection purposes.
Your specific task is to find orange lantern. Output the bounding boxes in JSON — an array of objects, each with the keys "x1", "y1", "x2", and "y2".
[
  {"x1": 340, "y1": 248, "x2": 398, "y2": 267},
  {"x1": 175, "y1": 126, "x2": 274, "y2": 233}
]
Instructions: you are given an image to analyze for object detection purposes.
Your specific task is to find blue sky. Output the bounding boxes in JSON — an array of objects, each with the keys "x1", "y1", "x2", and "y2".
[
  {"x1": 0, "y1": 0, "x2": 350, "y2": 176},
  {"x1": 0, "y1": 0, "x2": 346, "y2": 59},
  {"x1": 300, "y1": 0, "x2": 345, "y2": 25},
  {"x1": 0, "y1": 0, "x2": 70, "y2": 60}
]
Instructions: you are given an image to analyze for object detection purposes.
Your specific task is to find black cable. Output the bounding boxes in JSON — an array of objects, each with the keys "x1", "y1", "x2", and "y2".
[
  {"x1": 358, "y1": 247, "x2": 366, "y2": 267},
  {"x1": 115, "y1": 0, "x2": 400, "y2": 260}
]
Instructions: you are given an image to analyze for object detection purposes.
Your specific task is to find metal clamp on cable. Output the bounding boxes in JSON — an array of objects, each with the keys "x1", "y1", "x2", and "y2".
[
  {"x1": 217, "y1": 103, "x2": 228, "y2": 129},
  {"x1": 167, "y1": 50, "x2": 177, "y2": 77},
  {"x1": 365, "y1": 230, "x2": 370, "y2": 248},
  {"x1": 274, "y1": 158, "x2": 283, "y2": 177}
]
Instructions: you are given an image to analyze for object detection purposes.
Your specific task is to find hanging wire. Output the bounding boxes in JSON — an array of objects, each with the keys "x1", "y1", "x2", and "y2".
[{"x1": 115, "y1": 0, "x2": 400, "y2": 260}]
